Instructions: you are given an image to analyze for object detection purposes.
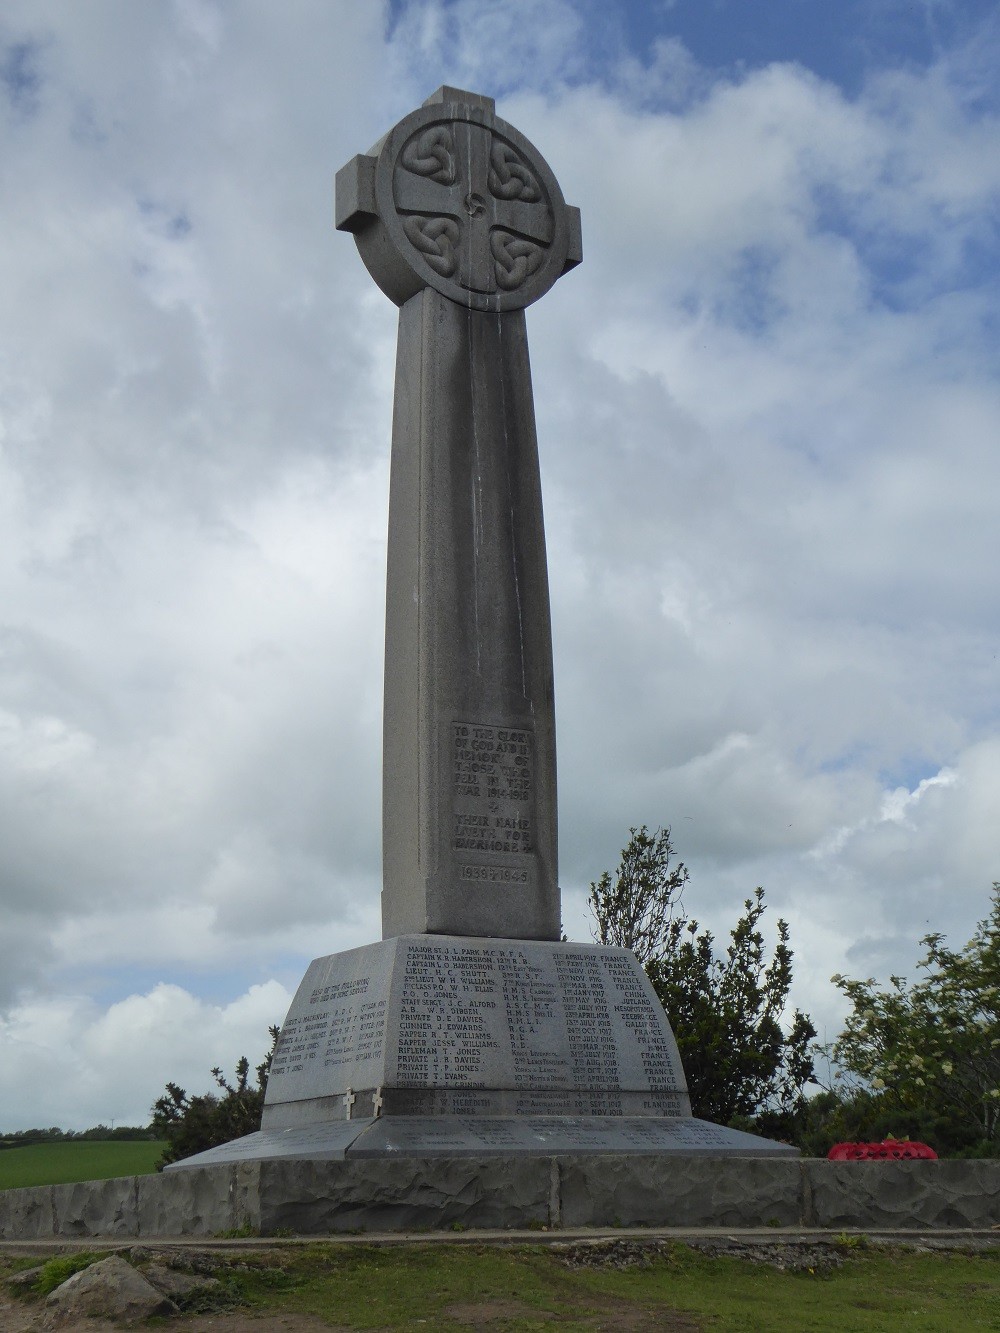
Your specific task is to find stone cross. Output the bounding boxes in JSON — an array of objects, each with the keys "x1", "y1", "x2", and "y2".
[{"x1": 337, "y1": 87, "x2": 581, "y2": 942}]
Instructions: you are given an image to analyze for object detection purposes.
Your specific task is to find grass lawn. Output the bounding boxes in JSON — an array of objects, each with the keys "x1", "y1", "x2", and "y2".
[
  {"x1": 0, "y1": 1140, "x2": 165, "y2": 1189},
  {"x1": 255, "y1": 1240, "x2": 997, "y2": 1331},
  {"x1": 7, "y1": 1237, "x2": 991, "y2": 1332}
]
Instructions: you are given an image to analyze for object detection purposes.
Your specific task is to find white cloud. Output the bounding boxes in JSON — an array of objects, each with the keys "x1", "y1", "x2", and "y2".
[{"x1": 0, "y1": 981, "x2": 290, "y2": 1131}]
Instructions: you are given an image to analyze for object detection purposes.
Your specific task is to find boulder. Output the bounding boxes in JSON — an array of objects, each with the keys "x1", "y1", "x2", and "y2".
[{"x1": 46, "y1": 1254, "x2": 178, "y2": 1321}]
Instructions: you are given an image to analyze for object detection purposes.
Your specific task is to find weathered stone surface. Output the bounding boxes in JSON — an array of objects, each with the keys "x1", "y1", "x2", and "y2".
[
  {"x1": 45, "y1": 1254, "x2": 178, "y2": 1321},
  {"x1": 0, "y1": 1183, "x2": 54, "y2": 1240},
  {"x1": 257, "y1": 1155, "x2": 551, "y2": 1233},
  {"x1": 137, "y1": 1161, "x2": 258, "y2": 1236},
  {"x1": 252, "y1": 936, "x2": 689, "y2": 1135},
  {"x1": 337, "y1": 87, "x2": 580, "y2": 942},
  {"x1": 6, "y1": 1158, "x2": 1000, "y2": 1237},
  {"x1": 381, "y1": 294, "x2": 560, "y2": 940},
  {"x1": 4, "y1": 1263, "x2": 46, "y2": 1289},
  {"x1": 49, "y1": 1175, "x2": 139, "y2": 1238},
  {"x1": 142, "y1": 1261, "x2": 222, "y2": 1301},
  {"x1": 804, "y1": 1159, "x2": 1000, "y2": 1229},
  {"x1": 558, "y1": 1156, "x2": 805, "y2": 1229}
]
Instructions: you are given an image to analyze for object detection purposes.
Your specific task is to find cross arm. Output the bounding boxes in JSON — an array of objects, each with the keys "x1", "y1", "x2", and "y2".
[
  {"x1": 563, "y1": 205, "x2": 583, "y2": 273},
  {"x1": 336, "y1": 154, "x2": 378, "y2": 234}
]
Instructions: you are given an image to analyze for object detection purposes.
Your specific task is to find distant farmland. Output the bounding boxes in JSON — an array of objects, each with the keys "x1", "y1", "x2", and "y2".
[{"x1": 0, "y1": 1140, "x2": 166, "y2": 1190}]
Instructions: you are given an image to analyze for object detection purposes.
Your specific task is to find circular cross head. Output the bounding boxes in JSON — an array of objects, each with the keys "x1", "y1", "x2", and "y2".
[{"x1": 354, "y1": 98, "x2": 573, "y2": 312}]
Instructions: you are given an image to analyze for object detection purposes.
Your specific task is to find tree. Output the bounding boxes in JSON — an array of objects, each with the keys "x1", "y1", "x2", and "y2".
[
  {"x1": 589, "y1": 826, "x2": 816, "y2": 1127},
  {"x1": 152, "y1": 1026, "x2": 279, "y2": 1168},
  {"x1": 588, "y1": 825, "x2": 689, "y2": 967},
  {"x1": 831, "y1": 883, "x2": 1000, "y2": 1155}
]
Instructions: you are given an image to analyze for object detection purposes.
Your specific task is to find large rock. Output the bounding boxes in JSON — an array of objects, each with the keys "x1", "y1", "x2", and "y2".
[{"x1": 46, "y1": 1255, "x2": 178, "y2": 1322}]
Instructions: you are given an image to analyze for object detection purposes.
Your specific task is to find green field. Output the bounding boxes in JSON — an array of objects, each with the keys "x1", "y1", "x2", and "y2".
[{"x1": 0, "y1": 1140, "x2": 165, "y2": 1190}]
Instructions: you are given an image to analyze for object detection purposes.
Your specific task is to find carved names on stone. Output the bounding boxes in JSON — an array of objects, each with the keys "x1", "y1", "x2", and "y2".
[
  {"x1": 267, "y1": 950, "x2": 391, "y2": 1102},
  {"x1": 452, "y1": 723, "x2": 535, "y2": 887},
  {"x1": 265, "y1": 938, "x2": 690, "y2": 1122}
]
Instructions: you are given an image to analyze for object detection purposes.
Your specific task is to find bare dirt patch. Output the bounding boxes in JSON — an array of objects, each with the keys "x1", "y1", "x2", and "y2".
[{"x1": 0, "y1": 1290, "x2": 343, "y2": 1333}]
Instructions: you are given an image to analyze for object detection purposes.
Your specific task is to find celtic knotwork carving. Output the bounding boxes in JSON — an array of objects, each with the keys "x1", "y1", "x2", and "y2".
[
  {"x1": 491, "y1": 231, "x2": 544, "y2": 291},
  {"x1": 402, "y1": 215, "x2": 461, "y2": 277},
  {"x1": 488, "y1": 141, "x2": 541, "y2": 202},
  {"x1": 400, "y1": 126, "x2": 456, "y2": 185},
  {"x1": 352, "y1": 99, "x2": 576, "y2": 309}
]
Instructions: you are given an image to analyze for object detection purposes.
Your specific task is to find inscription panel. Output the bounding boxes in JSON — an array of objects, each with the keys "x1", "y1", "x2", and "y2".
[
  {"x1": 391, "y1": 937, "x2": 686, "y2": 1097},
  {"x1": 266, "y1": 944, "x2": 393, "y2": 1103},
  {"x1": 264, "y1": 937, "x2": 690, "y2": 1118},
  {"x1": 452, "y1": 722, "x2": 534, "y2": 863}
]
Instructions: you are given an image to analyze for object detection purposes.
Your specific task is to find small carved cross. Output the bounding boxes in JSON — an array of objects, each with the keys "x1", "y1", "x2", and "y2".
[
  {"x1": 371, "y1": 1086, "x2": 384, "y2": 1117},
  {"x1": 343, "y1": 1087, "x2": 356, "y2": 1120}
]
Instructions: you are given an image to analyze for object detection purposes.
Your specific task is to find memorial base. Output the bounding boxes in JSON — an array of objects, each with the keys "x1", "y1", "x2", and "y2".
[
  {"x1": 168, "y1": 936, "x2": 795, "y2": 1169},
  {"x1": 165, "y1": 1113, "x2": 794, "y2": 1167}
]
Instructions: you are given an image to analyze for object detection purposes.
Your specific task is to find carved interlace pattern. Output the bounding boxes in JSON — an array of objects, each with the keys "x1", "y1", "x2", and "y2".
[
  {"x1": 394, "y1": 121, "x2": 552, "y2": 295},
  {"x1": 402, "y1": 215, "x2": 461, "y2": 277},
  {"x1": 488, "y1": 141, "x2": 541, "y2": 202},
  {"x1": 491, "y1": 232, "x2": 544, "y2": 290},
  {"x1": 400, "y1": 126, "x2": 456, "y2": 186}
]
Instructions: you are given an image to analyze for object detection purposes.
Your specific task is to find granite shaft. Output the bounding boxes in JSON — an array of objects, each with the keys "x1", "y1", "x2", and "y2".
[{"x1": 382, "y1": 289, "x2": 558, "y2": 939}]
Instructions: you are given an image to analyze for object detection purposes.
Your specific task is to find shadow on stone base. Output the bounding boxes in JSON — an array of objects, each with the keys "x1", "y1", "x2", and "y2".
[{"x1": 3, "y1": 1158, "x2": 1000, "y2": 1239}]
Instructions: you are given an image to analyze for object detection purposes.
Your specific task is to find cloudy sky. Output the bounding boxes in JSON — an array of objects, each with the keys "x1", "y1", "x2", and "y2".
[{"x1": 1, "y1": 0, "x2": 998, "y2": 1131}]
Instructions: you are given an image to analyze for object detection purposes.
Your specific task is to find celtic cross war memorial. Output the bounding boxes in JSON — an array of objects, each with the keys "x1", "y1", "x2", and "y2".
[{"x1": 171, "y1": 87, "x2": 791, "y2": 1164}]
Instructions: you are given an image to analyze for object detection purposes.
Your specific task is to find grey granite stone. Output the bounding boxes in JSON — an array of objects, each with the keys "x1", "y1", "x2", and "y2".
[
  {"x1": 560, "y1": 1156, "x2": 805, "y2": 1228},
  {"x1": 381, "y1": 294, "x2": 559, "y2": 939},
  {"x1": 337, "y1": 87, "x2": 580, "y2": 942},
  {"x1": 7, "y1": 1159, "x2": 1000, "y2": 1237},
  {"x1": 257, "y1": 1155, "x2": 551, "y2": 1234},
  {"x1": 336, "y1": 85, "x2": 581, "y2": 315},
  {"x1": 136, "y1": 1161, "x2": 257, "y2": 1236},
  {"x1": 254, "y1": 937, "x2": 689, "y2": 1134},
  {"x1": 47, "y1": 1175, "x2": 139, "y2": 1237},
  {"x1": 350, "y1": 1115, "x2": 797, "y2": 1158},
  {"x1": 0, "y1": 1182, "x2": 54, "y2": 1240},
  {"x1": 166, "y1": 1123, "x2": 371, "y2": 1168},
  {"x1": 804, "y1": 1159, "x2": 1000, "y2": 1229},
  {"x1": 46, "y1": 1254, "x2": 178, "y2": 1321},
  {"x1": 171, "y1": 1114, "x2": 796, "y2": 1169}
]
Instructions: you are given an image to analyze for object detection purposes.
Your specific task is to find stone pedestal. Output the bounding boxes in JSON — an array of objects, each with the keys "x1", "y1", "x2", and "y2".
[
  {"x1": 263, "y1": 937, "x2": 690, "y2": 1125},
  {"x1": 167, "y1": 938, "x2": 795, "y2": 1167}
]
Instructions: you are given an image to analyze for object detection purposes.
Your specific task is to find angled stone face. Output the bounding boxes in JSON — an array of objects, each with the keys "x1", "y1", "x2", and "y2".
[{"x1": 257, "y1": 937, "x2": 690, "y2": 1127}]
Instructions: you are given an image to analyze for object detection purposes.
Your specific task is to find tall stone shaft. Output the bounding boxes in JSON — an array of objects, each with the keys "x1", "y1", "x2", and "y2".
[
  {"x1": 383, "y1": 292, "x2": 557, "y2": 939},
  {"x1": 337, "y1": 86, "x2": 581, "y2": 943}
]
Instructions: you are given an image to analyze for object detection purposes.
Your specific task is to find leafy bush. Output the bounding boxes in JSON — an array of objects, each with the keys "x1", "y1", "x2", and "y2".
[
  {"x1": 829, "y1": 883, "x2": 1000, "y2": 1156},
  {"x1": 590, "y1": 825, "x2": 816, "y2": 1127},
  {"x1": 152, "y1": 1026, "x2": 279, "y2": 1167}
]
